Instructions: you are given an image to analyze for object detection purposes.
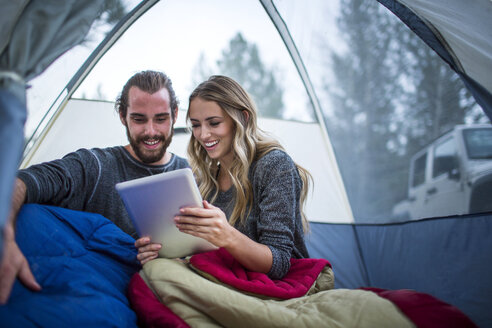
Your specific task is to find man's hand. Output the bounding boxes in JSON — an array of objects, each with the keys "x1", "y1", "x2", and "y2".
[
  {"x1": 0, "y1": 223, "x2": 41, "y2": 304},
  {"x1": 135, "y1": 237, "x2": 161, "y2": 265}
]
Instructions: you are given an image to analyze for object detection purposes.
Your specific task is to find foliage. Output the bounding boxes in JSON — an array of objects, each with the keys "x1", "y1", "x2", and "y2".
[{"x1": 193, "y1": 32, "x2": 285, "y2": 119}]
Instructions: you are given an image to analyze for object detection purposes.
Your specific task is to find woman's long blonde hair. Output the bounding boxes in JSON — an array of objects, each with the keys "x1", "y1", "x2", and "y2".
[{"x1": 187, "y1": 75, "x2": 311, "y2": 232}]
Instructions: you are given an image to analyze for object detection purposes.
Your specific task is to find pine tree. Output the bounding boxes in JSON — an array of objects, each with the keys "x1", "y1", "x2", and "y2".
[{"x1": 192, "y1": 32, "x2": 284, "y2": 119}]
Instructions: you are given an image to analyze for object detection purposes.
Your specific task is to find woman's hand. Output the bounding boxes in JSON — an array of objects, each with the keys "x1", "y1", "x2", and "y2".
[
  {"x1": 174, "y1": 200, "x2": 235, "y2": 248},
  {"x1": 134, "y1": 237, "x2": 161, "y2": 265},
  {"x1": 177, "y1": 200, "x2": 273, "y2": 274}
]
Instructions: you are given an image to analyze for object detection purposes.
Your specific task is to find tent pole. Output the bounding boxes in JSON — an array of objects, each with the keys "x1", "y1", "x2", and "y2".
[{"x1": 260, "y1": 0, "x2": 354, "y2": 220}]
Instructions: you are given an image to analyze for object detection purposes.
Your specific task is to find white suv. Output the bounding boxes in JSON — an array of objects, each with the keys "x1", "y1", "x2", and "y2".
[{"x1": 393, "y1": 124, "x2": 492, "y2": 220}]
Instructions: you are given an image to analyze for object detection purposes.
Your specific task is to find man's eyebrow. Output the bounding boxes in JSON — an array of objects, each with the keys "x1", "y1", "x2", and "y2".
[{"x1": 129, "y1": 113, "x2": 170, "y2": 118}]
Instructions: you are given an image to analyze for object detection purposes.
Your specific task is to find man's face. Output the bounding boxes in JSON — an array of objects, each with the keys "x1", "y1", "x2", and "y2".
[{"x1": 121, "y1": 86, "x2": 176, "y2": 165}]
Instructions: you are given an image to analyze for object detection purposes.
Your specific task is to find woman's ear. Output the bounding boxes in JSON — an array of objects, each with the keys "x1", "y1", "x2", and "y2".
[{"x1": 242, "y1": 110, "x2": 250, "y2": 126}]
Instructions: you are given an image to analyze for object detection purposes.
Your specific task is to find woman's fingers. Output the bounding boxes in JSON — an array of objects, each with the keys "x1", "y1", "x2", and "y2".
[
  {"x1": 203, "y1": 200, "x2": 217, "y2": 209},
  {"x1": 175, "y1": 204, "x2": 233, "y2": 247},
  {"x1": 177, "y1": 206, "x2": 223, "y2": 223},
  {"x1": 176, "y1": 221, "x2": 205, "y2": 233},
  {"x1": 175, "y1": 215, "x2": 209, "y2": 227},
  {"x1": 179, "y1": 203, "x2": 222, "y2": 217},
  {"x1": 178, "y1": 207, "x2": 204, "y2": 218}
]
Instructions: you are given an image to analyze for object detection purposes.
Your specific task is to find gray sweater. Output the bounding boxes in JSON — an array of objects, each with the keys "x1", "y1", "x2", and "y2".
[
  {"x1": 212, "y1": 149, "x2": 309, "y2": 279},
  {"x1": 18, "y1": 146, "x2": 189, "y2": 238}
]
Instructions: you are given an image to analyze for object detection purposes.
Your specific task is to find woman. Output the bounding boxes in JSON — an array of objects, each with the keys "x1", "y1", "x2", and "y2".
[{"x1": 136, "y1": 75, "x2": 311, "y2": 279}]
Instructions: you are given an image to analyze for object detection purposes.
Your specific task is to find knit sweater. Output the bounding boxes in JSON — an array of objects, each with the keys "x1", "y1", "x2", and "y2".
[
  {"x1": 18, "y1": 146, "x2": 189, "y2": 238},
  {"x1": 212, "y1": 149, "x2": 309, "y2": 279}
]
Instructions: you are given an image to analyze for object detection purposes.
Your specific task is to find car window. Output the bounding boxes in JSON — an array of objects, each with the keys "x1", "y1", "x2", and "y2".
[
  {"x1": 412, "y1": 152, "x2": 427, "y2": 187},
  {"x1": 433, "y1": 137, "x2": 457, "y2": 178},
  {"x1": 463, "y1": 128, "x2": 492, "y2": 159}
]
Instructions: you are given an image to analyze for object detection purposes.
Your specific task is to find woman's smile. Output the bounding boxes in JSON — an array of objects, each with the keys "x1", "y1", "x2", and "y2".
[{"x1": 204, "y1": 140, "x2": 218, "y2": 148}]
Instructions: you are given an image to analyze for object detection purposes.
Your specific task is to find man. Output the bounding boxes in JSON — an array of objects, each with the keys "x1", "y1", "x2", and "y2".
[{"x1": 0, "y1": 70, "x2": 188, "y2": 304}]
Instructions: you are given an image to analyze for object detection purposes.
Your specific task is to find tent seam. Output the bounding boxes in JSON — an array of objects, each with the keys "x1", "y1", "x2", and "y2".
[{"x1": 352, "y1": 224, "x2": 371, "y2": 287}]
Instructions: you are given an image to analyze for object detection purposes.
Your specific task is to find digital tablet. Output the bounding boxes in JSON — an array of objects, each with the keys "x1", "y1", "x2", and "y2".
[{"x1": 115, "y1": 168, "x2": 217, "y2": 258}]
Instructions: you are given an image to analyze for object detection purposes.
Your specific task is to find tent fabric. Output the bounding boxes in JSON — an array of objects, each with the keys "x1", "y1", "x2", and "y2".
[
  {"x1": 306, "y1": 223, "x2": 369, "y2": 288},
  {"x1": 0, "y1": 0, "x2": 105, "y2": 83},
  {"x1": 0, "y1": 204, "x2": 140, "y2": 327},
  {"x1": 397, "y1": 0, "x2": 492, "y2": 94},
  {"x1": 0, "y1": 0, "x2": 29, "y2": 55},
  {"x1": 306, "y1": 213, "x2": 492, "y2": 328},
  {"x1": 0, "y1": 0, "x2": 104, "y2": 256},
  {"x1": 379, "y1": 0, "x2": 492, "y2": 119}
]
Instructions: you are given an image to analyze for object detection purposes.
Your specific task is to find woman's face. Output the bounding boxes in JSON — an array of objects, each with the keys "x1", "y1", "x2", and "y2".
[{"x1": 189, "y1": 97, "x2": 235, "y2": 167}]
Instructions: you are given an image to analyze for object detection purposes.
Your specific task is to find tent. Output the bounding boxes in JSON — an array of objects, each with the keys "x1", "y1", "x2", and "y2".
[
  {"x1": 0, "y1": 0, "x2": 106, "y2": 253},
  {"x1": 1, "y1": 0, "x2": 491, "y2": 327}
]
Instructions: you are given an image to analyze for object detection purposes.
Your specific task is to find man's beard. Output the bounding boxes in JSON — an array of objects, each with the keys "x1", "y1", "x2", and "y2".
[{"x1": 125, "y1": 125, "x2": 174, "y2": 164}]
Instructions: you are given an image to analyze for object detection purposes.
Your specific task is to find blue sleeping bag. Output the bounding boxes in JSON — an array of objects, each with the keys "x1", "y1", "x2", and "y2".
[{"x1": 0, "y1": 204, "x2": 140, "y2": 327}]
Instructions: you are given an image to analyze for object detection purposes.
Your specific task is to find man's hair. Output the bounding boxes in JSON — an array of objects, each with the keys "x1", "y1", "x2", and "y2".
[{"x1": 115, "y1": 70, "x2": 179, "y2": 119}]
